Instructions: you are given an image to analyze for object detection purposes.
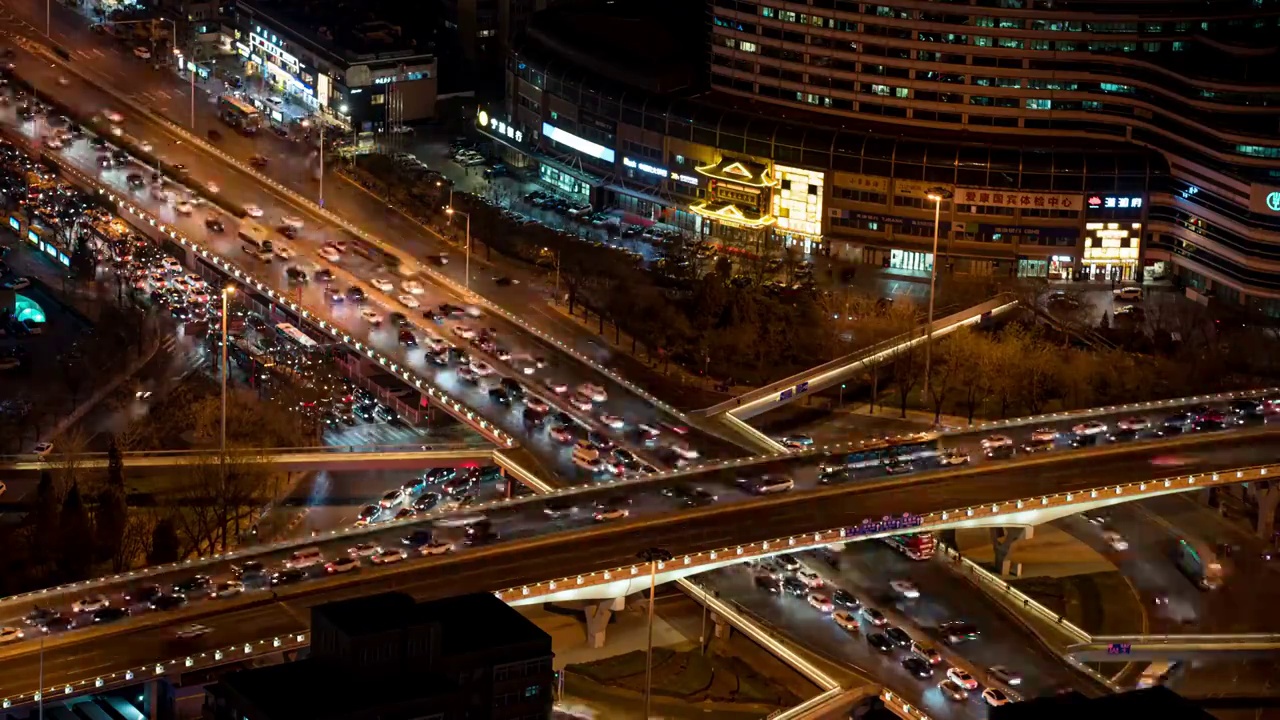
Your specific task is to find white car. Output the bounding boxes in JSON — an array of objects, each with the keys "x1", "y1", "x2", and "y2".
[
  {"x1": 371, "y1": 548, "x2": 407, "y2": 565},
  {"x1": 452, "y1": 325, "x2": 477, "y2": 340},
  {"x1": 397, "y1": 294, "x2": 420, "y2": 309},
  {"x1": 0, "y1": 627, "x2": 23, "y2": 643},
  {"x1": 1072, "y1": 420, "x2": 1108, "y2": 436},
  {"x1": 370, "y1": 278, "x2": 394, "y2": 292},
  {"x1": 420, "y1": 540, "x2": 454, "y2": 556},
  {"x1": 348, "y1": 542, "x2": 381, "y2": 557},
  {"x1": 670, "y1": 444, "x2": 700, "y2": 460},
  {"x1": 1102, "y1": 530, "x2": 1129, "y2": 551},
  {"x1": 982, "y1": 688, "x2": 1013, "y2": 706},
  {"x1": 578, "y1": 383, "x2": 608, "y2": 403},
  {"x1": 319, "y1": 245, "x2": 341, "y2": 262},
  {"x1": 569, "y1": 393, "x2": 593, "y2": 411},
  {"x1": 325, "y1": 557, "x2": 360, "y2": 574},
  {"x1": 593, "y1": 507, "x2": 630, "y2": 522},
  {"x1": 243, "y1": 204, "x2": 264, "y2": 218},
  {"x1": 807, "y1": 593, "x2": 834, "y2": 612},
  {"x1": 273, "y1": 243, "x2": 296, "y2": 259},
  {"x1": 544, "y1": 379, "x2": 569, "y2": 394},
  {"x1": 599, "y1": 413, "x2": 625, "y2": 429},
  {"x1": 206, "y1": 181, "x2": 220, "y2": 194},
  {"x1": 281, "y1": 215, "x2": 304, "y2": 229},
  {"x1": 33, "y1": 442, "x2": 54, "y2": 458},
  {"x1": 464, "y1": 305, "x2": 483, "y2": 318},
  {"x1": 401, "y1": 280, "x2": 425, "y2": 295},
  {"x1": 109, "y1": 125, "x2": 123, "y2": 137},
  {"x1": 938, "y1": 680, "x2": 969, "y2": 702},
  {"x1": 526, "y1": 396, "x2": 551, "y2": 414},
  {"x1": 981, "y1": 434, "x2": 1013, "y2": 449},
  {"x1": 1113, "y1": 286, "x2": 1143, "y2": 301},
  {"x1": 890, "y1": 580, "x2": 920, "y2": 599},
  {"x1": 947, "y1": 667, "x2": 978, "y2": 690},
  {"x1": 175, "y1": 624, "x2": 211, "y2": 639},
  {"x1": 1029, "y1": 427, "x2": 1059, "y2": 442},
  {"x1": 103, "y1": 109, "x2": 124, "y2": 123},
  {"x1": 379, "y1": 489, "x2": 404, "y2": 508},
  {"x1": 832, "y1": 610, "x2": 860, "y2": 631},
  {"x1": 470, "y1": 361, "x2": 494, "y2": 376},
  {"x1": 360, "y1": 309, "x2": 384, "y2": 325},
  {"x1": 988, "y1": 665, "x2": 1022, "y2": 686},
  {"x1": 174, "y1": 201, "x2": 194, "y2": 215},
  {"x1": 796, "y1": 569, "x2": 823, "y2": 588},
  {"x1": 210, "y1": 581, "x2": 245, "y2": 598},
  {"x1": 1117, "y1": 416, "x2": 1150, "y2": 431},
  {"x1": 71, "y1": 595, "x2": 110, "y2": 613},
  {"x1": 938, "y1": 450, "x2": 970, "y2": 466}
]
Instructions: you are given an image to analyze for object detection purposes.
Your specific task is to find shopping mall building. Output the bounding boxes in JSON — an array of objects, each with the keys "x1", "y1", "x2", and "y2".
[{"x1": 476, "y1": 0, "x2": 1280, "y2": 315}]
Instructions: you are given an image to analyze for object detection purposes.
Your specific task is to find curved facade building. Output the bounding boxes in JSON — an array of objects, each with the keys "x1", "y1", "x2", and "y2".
[{"x1": 487, "y1": 0, "x2": 1280, "y2": 314}]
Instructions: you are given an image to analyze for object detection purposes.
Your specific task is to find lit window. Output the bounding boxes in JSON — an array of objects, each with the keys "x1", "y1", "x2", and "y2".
[
  {"x1": 740, "y1": 41, "x2": 758, "y2": 53},
  {"x1": 1026, "y1": 99, "x2": 1052, "y2": 110},
  {"x1": 372, "y1": 94, "x2": 385, "y2": 105}
]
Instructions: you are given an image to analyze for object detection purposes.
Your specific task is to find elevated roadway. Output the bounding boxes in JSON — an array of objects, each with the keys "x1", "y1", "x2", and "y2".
[
  {"x1": 0, "y1": 444, "x2": 495, "y2": 478},
  {"x1": 1067, "y1": 634, "x2": 1280, "y2": 662},
  {"x1": 0, "y1": 430, "x2": 1278, "y2": 705}
]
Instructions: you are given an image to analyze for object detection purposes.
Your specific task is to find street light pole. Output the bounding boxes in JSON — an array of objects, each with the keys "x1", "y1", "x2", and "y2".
[
  {"x1": 446, "y1": 206, "x2": 471, "y2": 291},
  {"x1": 318, "y1": 118, "x2": 325, "y2": 207},
  {"x1": 220, "y1": 285, "x2": 233, "y2": 540},
  {"x1": 922, "y1": 188, "x2": 952, "y2": 403},
  {"x1": 637, "y1": 548, "x2": 672, "y2": 719}
]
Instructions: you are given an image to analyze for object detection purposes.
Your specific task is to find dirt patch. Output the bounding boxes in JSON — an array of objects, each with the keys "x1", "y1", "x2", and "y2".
[{"x1": 567, "y1": 648, "x2": 802, "y2": 706}]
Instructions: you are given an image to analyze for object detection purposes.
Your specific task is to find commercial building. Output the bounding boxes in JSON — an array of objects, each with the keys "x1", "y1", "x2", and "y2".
[
  {"x1": 486, "y1": 0, "x2": 1280, "y2": 317},
  {"x1": 230, "y1": 0, "x2": 438, "y2": 130},
  {"x1": 202, "y1": 591, "x2": 554, "y2": 720}
]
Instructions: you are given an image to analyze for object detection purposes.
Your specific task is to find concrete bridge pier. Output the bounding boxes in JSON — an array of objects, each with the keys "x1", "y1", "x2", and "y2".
[
  {"x1": 711, "y1": 612, "x2": 732, "y2": 640},
  {"x1": 584, "y1": 596, "x2": 626, "y2": 648},
  {"x1": 1248, "y1": 479, "x2": 1280, "y2": 540},
  {"x1": 144, "y1": 677, "x2": 176, "y2": 720},
  {"x1": 991, "y1": 526, "x2": 1033, "y2": 576}
]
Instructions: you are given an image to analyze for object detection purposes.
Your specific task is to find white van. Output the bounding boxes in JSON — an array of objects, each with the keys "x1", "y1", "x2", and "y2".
[
  {"x1": 285, "y1": 547, "x2": 324, "y2": 569},
  {"x1": 751, "y1": 474, "x2": 794, "y2": 495}
]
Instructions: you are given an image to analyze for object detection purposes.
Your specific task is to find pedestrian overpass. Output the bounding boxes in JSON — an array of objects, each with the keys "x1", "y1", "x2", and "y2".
[{"x1": 701, "y1": 293, "x2": 1021, "y2": 453}]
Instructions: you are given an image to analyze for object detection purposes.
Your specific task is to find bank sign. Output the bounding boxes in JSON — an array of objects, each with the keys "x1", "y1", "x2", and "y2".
[{"x1": 1248, "y1": 184, "x2": 1280, "y2": 215}]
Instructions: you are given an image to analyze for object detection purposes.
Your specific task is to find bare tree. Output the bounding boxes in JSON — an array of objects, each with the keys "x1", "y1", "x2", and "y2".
[
  {"x1": 110, "y1": 512, "x2": 157, "y2": 572},
  {"x1": 168, "y1": 449, "x2": 273, "y2": 555}
]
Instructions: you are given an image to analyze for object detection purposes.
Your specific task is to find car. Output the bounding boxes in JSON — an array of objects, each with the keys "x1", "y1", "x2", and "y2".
[
  {"x1": 231, "y1": 562, "x2": 267, "y2": 583},
  {"x1": 938, "y1": 450, "x2": 970, "y2": 466},
  {"x1": 775, "y1": 553, "x2": 800, "y2": 571},
  {"x1": 1113, "y1": 286, "x2": 1144, "y2": 301},
  {"x1": 526, "y1": 395, "x2": 551, "y2": 414},
  {"x1": 902, "y1": 657, "x2": 935, "y2": 679},
  {"x1": 884, "y1": 626, "x2": 912, "y2": 647},
  {"x1": 398, "y1": 294, "x2": 420, "y2": 309},
  {"x1": 39, "y1": 614, "x2": 76, "y2": 633},
  {"x1": 884, "y1": 459, "x2": 914, "y2": 475},
  {"x1": 989, "y1": 665, "x2": 1023, "y2": 686},
  {"x1": 568, "y1": 393, "x2": 593, "y2": 411},
  {"x1": 348, "y1": 543, "x2": 381, "y2": 558},
  {"x1": 360, "y1": 308, "x2": 383, "y2": 324},
  {"x1": 862, "y1": 607, "x2": 887, "y2": 626},
  {"x1": 150, "y1": 593, "x2": 187, "y2": 611},
  {"x1": 175, "y1": 624, "x2": 212, "y2": 639},
  {"x1": 273, "y1": 243, "x2": 296, "y2": 260},
  {"x1": 1107, "y1": 428, "x2": 1140, "y2": 443},
  {"x1": 103, "y1": 109, "x2": 124, "y2": 123},
  {"x1": 271, "y1": 568, "x2": 307, "y2": 586},
  {"x1": 0, "y1": 626, "x2": 24, "y2": 643},
  {"x1": 549, "y1": 425, "x2": 575, "y2": 443},
  {"x1": 244, "y1": 204, "x2": 264, "y2": 218},
  {"x1": 319, "y1": 245, "x2": 341, "y2": 262},
  {"x1": 371, "y1": 548, "x2": 408, "y2": 565},
  {"x1": 209, "y1": 581, "x2": 245, "y2": 598},
  {"x1": 593, "y1": 507, "x2": 630, "y2": 522},
  {"x1": 983, "y1": 688, "x2": 1014, "y2": 706},
  {"x1": 796, "y1": 569, "x2": 823, "y2": 588},
  {"x1": 1021, "y1": 438, "x2": 1055, "y2": 454},
  {"x1": 544, "y1": 378, "x2": 570, "y2": 394},
  {"x1": 947, "y1": 667, "x2": 979, "y2": 690},
  {"x1": 24, "y1": 607, "x2": 59, "y2": 627},
  {"x1": 355, "y1": 505, "x2": 379, "y2": 525},
  {"x1": 806, "y1": 593, "x2": 834, "y2": 612},
  {"x1": 418, "y1": 539, "x2": 454, "y2": 556},
  {"x1": 398, "y1": 329, "x2": 417, "y2": 346},
  {"x1": 781, "y1": 434, "x2": 814, "y2": 449},
  {"x1": 577, "y1": 383, "x2": 608, "y2": 403},
  {"x1": 910, "y1": 641, "x2": 942, "y2": 665},
  {"x1": 379, "y1": 489, "x2": 405, "y2": 508},
  {"x1": 832, "y1": 589, "x2": 859, "y2": 609},
  {"x1": 174, "y1": 201, "x2": 194, "y2": 215},
  {"x1": 890, "y1": 580, "x2": 920, "y2": 598},
  {"x1": 939, "y1": 621, "x2": 981, "y2": 645},
  {"x1": 938, "y1": 680, "x2": 969, "y2": 701},
  {"x1": 71, "y1": 594, "x2": 110, "y2": 613},
  {"x1": 452, "y1": 325, "x2": 478, "y2": 340},
  {"x1": 1102, "y1": 530, "x2": 1129, "y2": 551},
  {"x1": 599, "y1": 413, "x2": 626, "y2": 429},
  {"x1": 1117, "y1": 416, "x2": 1151, "y2": 431},
  {"x1": 401, "y1": 280, "x2": 425, "y2": 295},
  {"x1": 981, "y1": 434, "x2": 1013, "y2": 449},
  {"x1": 470, "y1": 360, "x2": 495, "y2": 376},
  {"x1": 832, "y1": 610, "x2": 860, "y2": 631},
  {"x1": 370, "y1": 277, "x2": 394, "y2": 292},
  {"x1": 754, "y1": 574, "x2": 781, "y2": 593},
  {"x1": 866, "y1": 632, "x2": 894, "y2": 653},
  {"x1": 780, "y1": 576, "x2": 808, "y2": 596},
  {"x1": 1029, "y1": 427, "x2": 1059, "y2": 442},
  {"x1": 31, "y1": 440, "x2": 54, "y2": 459},
  {"x1": 325, "y1": 557, "x2": 360, "y2": 574},
  {"x1": 172, "y1": 575, "x2": 211, "y2": 594},
  {"x1": 1072, "y1": 420, "x2": 1108, "y2": 436}
]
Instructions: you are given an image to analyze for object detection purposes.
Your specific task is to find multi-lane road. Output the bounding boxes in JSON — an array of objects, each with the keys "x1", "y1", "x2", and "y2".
[{"x1": 1, "y1": 430, "x2": 1278, "y2": 699}]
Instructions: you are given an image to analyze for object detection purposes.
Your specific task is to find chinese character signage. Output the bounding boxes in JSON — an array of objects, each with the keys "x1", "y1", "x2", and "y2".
[
  {"x1": 1086, "y1": 195, "x2": 1145, "y2": 210},
  {"x1": 957, "y1": 188, "x2": 1084, "y2": 211},
  {"x1": 842, "y1": 513, "x2": 924, "y2": 538},
  {"x1": 476, "y1": 109, "x2": 524, "y2": 144},
  {"x1": 834, "y1": 172, "x2": 890, "y2": 195}
]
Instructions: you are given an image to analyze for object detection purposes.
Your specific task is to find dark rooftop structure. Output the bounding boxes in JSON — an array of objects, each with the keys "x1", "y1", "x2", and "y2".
[
  {"x1": 203, "y1": 592, "x2": 554, "y2": 720},
  {"x1": 523, "y1": 0, "x2": 704, "y2": 94},
  {"x1": 236, "y1": 0, "x2": 436, "y2": 64},
  {"x1": 991, "y1": 687, "x2": 1217, "y2": 720}
]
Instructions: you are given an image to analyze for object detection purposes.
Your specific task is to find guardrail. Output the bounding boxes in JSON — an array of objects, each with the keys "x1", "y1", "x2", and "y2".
[
  {"x1": 5, "y1": 129, "x2": 517, "y2": 451},
  {"x1": 25, "y1": 37, "x2": 708, "y2": 441},
  {"x1": 1, "y1": 631, "x2": 308, "y2": 710},
  {"x1": 0, "y1": 442, "x2": 493, "y2": 464}
]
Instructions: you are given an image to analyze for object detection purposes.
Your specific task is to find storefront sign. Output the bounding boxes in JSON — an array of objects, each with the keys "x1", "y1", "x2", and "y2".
[
  {"x1": 623, "y1": 157, "x2": 668, "y2": 179},
  {"x1": 1084, "y1": 222, "x2": 1142, "y2": 262},
  {"x1": 1249, "y1": 184, "x2": 1280, "y2": 214},
  {"x1": 8, "y1": 216, "x2": 19, "y2": 231},
  {"x1": 834, "y1": 172, "x2": 889, "y2": 194},
  {"x1": 1086, "y1": 195, "x2": 1144, "y2": 210},
  {"x1": 235, "y1": 42, "x2": 250, "y2": 58},
  {"x1": 838, "y1": 210, "x2": 934, "y2": 228},
  {"x1": 477, "y1": 110, "x2": 525, "y2": 144},
  {"x1": 669, "y1": 171, "x2": 698, "y2": 186},
  {"x1": 958, "y1": 188, "x2": 1083, "y2": 210},
  {"x1": 978, "y1": 224, "x2": 1079, "y2": 238},
  {"x1": 773, "y1": 165, "x2": 825, "y2": 238},
  {"x1": 542, "y1": 122, "x2": 615, "y2": 163},
  {"x1": 895, "y1": 180, "x2": 952, "y2": 198},
  {"x1": 844, "y1": 514, "x2": 924, "y2": 538}
]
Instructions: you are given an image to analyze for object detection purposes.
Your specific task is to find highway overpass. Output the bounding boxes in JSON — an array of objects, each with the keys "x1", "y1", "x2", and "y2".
[
  {"x1": 0, "y1": 443, "x2": 497, "y2": 478},
  {"x1": 1066, "y1": 634, "x2": 1280, "y2": 662},
  {"x1": 0, "y1": 429, "x2": 1277, "y2": 707}
]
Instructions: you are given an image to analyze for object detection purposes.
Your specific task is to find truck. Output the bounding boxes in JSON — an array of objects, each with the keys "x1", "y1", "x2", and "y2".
[
  {"x1": 237, "y1": 219, "x2": 273, "y2": 261},
  {"x1": 883, "y1": 532, "x2": 937, "y2": 560},
  {"x1": 1173, "y1": 537, "x2": 1224, "y2": 590}
]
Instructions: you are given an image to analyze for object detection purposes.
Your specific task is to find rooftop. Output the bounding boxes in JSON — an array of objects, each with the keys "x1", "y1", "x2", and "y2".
[
  {"x1": 236, "y1": 0, "x2": 437, "y2": 66},
  {"x1": 315, "y1": 591, "x2": 550, "y2": 655},
  {"x1": 991, "y1": 688, "x2": 1216, "y2": 720},
  {"x1": 216, "y1": 659, "x2": 456, "y2": 720}
]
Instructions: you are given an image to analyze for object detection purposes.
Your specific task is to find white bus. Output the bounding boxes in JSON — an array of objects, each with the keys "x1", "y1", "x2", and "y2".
[
  {"x1": 275, "y1": 322, "x2": 319, "y2": 350},
  {"x1": 238, "y1": 219, "x2": 273, "y2": 261}
]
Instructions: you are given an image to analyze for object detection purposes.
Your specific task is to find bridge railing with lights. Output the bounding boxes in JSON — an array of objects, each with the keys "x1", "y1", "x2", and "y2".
[{"x1": 0, "y1": 442, "x2": 494, "y2": 466}]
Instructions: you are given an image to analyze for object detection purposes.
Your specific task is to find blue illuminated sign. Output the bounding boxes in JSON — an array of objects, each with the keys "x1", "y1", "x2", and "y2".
[
  {"x1": 1267, "y1": 191, "x2": 1280, "y2": 212},
  {"x1": 843, "y1": 514, "x2": 924, "y2": 538},
  {"x1": 542, "y1": 122, "x2": 615, "y2": 163}
]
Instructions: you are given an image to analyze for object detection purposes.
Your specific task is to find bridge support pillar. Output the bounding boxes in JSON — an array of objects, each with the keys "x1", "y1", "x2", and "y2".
[
  {"x1": 711, "y1": 612, "x2": 732, "y2": 640},
  {"x1": 940, "y1": 528, "x2": 958, "y2": 550},
  {"x1": 1250, "y1": 480, "x2": 1280, "y2": 540},
  {"x1": 584, "y1": 597, "x2": 623, "y2": 648},
  {"x1": 144, "y1": 678, "x2": 175, "y2": 720},
  {"x1": 504, "y1": 477, "x2": 515, "y2": 500},
  {"x1": 990, "y1": 526, "x2": 1032, "y2": 576}
]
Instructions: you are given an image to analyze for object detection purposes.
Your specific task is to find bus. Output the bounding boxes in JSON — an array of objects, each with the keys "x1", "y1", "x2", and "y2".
[
  {"x1": 275, "y1": 322, "x2": 319, "y2": 350},
  {"x1": 238, "y1": 219, "x2": 273, "y2": 260},
  {"x1": 819, "y1": 432, "x2": 943, "y2": 479},
  {"x1": 884, "y1": 532, "x2": 937, "y2": 560},
  {"x1": 217, "y1": 95, "x2": 263, "y2": 134},
  {"x1": 1174, "y1": 538, "x2": 1224, "y2": 590}
]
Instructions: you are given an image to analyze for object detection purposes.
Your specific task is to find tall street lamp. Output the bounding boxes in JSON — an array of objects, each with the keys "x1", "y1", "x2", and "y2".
[
  {"x1": 445, "y1": 207, "x2": 471, "y2": 291},
  {"x1": 220, "y1": 285, "x2": 234, "y2": 504},
  {"x1": 637, "y1": 547, "x2": 673, "y2": 719},
  {"x1": 922, "y1": 187, "x2": 953, "y2": 402}
]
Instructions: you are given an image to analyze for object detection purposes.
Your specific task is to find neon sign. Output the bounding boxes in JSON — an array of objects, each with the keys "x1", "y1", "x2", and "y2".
[
  {"x1": 843, "y1": 514, "x2": 924, "y2": 538},
  {"x1": 1267, "y1": 191, "x2": 1280, "y2": 212},
  {"x1": 1087, "y1": 195, "x2": 1144, "y2": 210},
  {"x1": 623, "y1": 157, "x2": 667, "y2": 178}
]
